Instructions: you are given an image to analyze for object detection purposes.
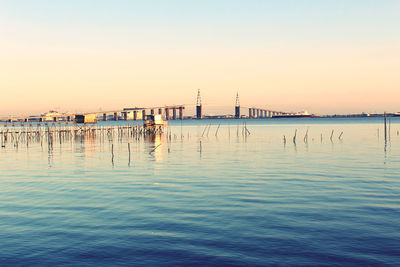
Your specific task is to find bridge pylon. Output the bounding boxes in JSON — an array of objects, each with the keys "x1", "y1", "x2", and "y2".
[
  {"x1": 196, "y1": 89, "x2": 202, "y2": 119},
  {"x1": 235, "y1": 92, "x2": 240, "y2": 119}
]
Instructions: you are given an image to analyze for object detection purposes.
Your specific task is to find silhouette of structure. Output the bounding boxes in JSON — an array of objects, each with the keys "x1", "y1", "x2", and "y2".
[
  {"x1": 196, "y1": 89, "x2": 202, "y2": 119},
  {"x1": 235, "y1": 92, "x2": 240, "y2": 119}
]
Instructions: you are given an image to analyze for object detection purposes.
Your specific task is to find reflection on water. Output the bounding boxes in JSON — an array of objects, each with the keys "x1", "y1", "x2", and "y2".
[
  {"x1": 0, "y1": 118, "x2": 399, "y2": 266},
  {"x1": 146, "y1": 134, "x2": 165, "y2": 162}
]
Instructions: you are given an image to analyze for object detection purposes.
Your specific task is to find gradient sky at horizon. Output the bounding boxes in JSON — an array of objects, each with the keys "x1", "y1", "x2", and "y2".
[{"x1": 1, "y1": 0, "x2": 399, "y2": 116}]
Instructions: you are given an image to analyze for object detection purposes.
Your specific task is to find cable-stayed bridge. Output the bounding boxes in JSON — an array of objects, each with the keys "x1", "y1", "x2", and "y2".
[{"x1": 0, "y1": 91, "x2": 296, "y2": 122}]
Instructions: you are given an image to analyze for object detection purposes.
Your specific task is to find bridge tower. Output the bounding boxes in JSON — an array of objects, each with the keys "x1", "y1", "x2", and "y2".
[
  {"x1": 235, "y1": 92, "x2": 240, "y2": 119},
  {"x1": 196, "y1": 89, "x2": 202, "y2": 119}
]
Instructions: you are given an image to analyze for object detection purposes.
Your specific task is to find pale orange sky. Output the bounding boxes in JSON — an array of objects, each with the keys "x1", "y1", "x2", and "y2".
[{"x1": 1, "y1": 1, "x2": 399, "y2": 116}]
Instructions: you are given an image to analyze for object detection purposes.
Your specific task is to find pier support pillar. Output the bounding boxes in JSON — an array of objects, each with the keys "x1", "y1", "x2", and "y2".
[
  {"x1": 142, "y1": 110, "x2": 146, "y2": 120},
  {"x1": 53, "y1": 117, "x2": 58, "y2": 122},
  {"x1": 249, "y1": 108, "x2": 252, "y2": 118},
  {"x1": 133, "y1": 111, "x2": 137, "y2": 120},
  {"x1": 113, "y1": 112, "x2": 118, "y2": 121},
  {"x1": 103, "y1": 113, "x2": 107, "y2": 121},
  {"x1": 178, "y1": 107, "x2": 184, "y2": 120},
  {"x1": 151, "y1": 109, "x2": 154, "y2": 115},
  {"x1": 158, "y1": 108, "x2": 162, "y2": 115},
  {"x1": 122, "y1": 112, "x2": 128, "y2": 120},
  {"x1": 165, "y1": 108, "x2": 169, "y2": 120},
  {"x1": 172, "y1": 108, "x2": 177, "y2": 120}
]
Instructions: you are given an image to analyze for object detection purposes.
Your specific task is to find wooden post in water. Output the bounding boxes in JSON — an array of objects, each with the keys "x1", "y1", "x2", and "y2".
[
  {"x1": 128, "y1": 143, "x2": 131, "y2": 165},
  {"x1": 384, "y1": 112, "x2": 387, "y2": 143},
  {"x1": 111, "y1": 144, "x2": 114, "y2": 165},
  {"x1": 304, "y1": 128, "x2": 309, "y2": 143}
]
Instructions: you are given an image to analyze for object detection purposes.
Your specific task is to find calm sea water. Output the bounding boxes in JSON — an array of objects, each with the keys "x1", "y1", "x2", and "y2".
[{"x1": 0, "y1": 117, "x2": 399, "y2": 266}]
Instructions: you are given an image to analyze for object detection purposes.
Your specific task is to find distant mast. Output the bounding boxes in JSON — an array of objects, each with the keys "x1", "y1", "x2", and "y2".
[
  {"x1": 196, "y1": 89, "x2": 202, "y2": 119},
  {"x1": 235, "y1": 92, "x2": 240, "y2": 119}
]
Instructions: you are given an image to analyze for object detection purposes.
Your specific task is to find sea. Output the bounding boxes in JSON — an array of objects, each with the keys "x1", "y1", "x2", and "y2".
[{"x1": 0, "y1": 117, "x2": 399, "y2": 266}]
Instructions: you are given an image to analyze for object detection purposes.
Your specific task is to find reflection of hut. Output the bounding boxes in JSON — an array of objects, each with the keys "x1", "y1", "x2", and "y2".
[
  {"x1": 75, "y1": 114, "x2": 98, "y2": 124},
  {"x1": 144, "y1": 114, "x2": 166, "y2": 134},
  {"x1": 146, "y1": 134, "x2": 164, "y2": 162}
]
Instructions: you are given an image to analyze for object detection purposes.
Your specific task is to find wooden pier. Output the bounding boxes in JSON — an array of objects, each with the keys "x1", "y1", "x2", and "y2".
[{"x1": 0, "y1": 123, "x2": 166, "y2": 149}]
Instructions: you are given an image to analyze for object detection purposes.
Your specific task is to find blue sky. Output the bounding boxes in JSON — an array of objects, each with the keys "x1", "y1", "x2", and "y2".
[{"x1": 2, "y1": 0, "x2": 399, "y2": 47}]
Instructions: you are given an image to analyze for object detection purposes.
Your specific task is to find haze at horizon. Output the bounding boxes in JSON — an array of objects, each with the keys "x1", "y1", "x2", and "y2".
[{"x1": 0, "y1": 0, "x2": 399, "y2": 116}]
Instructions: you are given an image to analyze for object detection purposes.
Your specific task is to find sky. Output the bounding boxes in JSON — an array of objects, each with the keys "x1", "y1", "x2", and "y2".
[{"x1": 0, "y1": 0, "x2": 399, "y2": 116}]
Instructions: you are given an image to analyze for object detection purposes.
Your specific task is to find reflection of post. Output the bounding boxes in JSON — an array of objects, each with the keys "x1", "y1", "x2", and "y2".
[{"x1": 384, "y1": 112, "x2": 387, "y2": 142}]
